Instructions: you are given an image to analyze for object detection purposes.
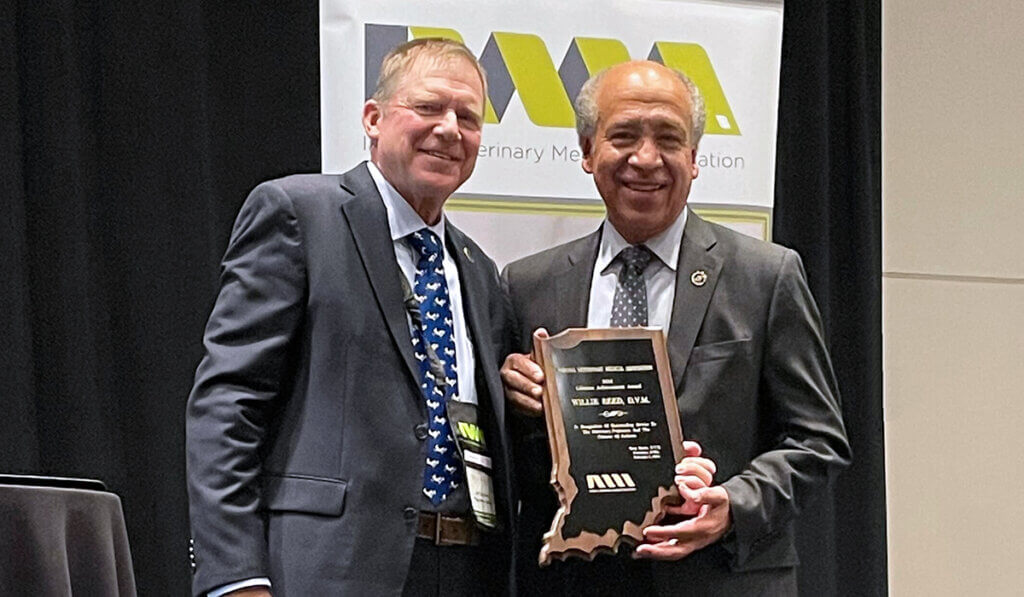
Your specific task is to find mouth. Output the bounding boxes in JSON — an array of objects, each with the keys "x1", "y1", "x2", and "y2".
[
  {"x1": 621, "y1": 180, "x2": 666, "y2": 192},
  {"x1": 420, "y1": 149, "x2": 459, "y2": 162}
]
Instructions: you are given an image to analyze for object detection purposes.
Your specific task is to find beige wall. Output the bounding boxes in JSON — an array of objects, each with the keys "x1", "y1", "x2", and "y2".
[{"x1": 884, "y1": 2, "x2": 1024, "y2": 595}]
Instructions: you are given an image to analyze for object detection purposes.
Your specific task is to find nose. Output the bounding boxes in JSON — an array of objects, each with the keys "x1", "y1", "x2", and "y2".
[
  {"x1": 628, "y1": 137, "x2": 662, "y2": 170},
  {"x1": 433, "y1": 108, "x2": 461, "y2": 141}
]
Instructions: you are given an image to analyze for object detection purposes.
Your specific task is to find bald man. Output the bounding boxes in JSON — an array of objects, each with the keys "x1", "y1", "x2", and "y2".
[{"x1": 500, "y1": 61, "x2": 850, "y2": 596}]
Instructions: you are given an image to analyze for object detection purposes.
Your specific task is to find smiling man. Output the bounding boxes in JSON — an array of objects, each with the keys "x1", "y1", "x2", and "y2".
[
  {"x1": 186, "y1": 39, "x2": 515, "y2": 596},
  {"x1": 501, "y1": 61, "x2": 851, "y2": 595}
]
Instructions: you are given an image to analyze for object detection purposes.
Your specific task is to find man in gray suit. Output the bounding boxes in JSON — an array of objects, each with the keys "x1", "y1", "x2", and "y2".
[
  {"x1": 186, "y1": 39, "x2": 513, "y2": 596},
  {"x1": 501, "y1": 61, "x2": 851, "y2": 595}
]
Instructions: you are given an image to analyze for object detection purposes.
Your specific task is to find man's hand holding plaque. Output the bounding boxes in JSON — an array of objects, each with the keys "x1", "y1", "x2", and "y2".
[
  {"x1": 501, "y1": 328, "x2": 730, "y2": 564},
  {"x1": 635, "y1": 446, "x2": 732, "y2": 561},
  {"x1": 500, "y1": 328, "x2": 551, "y2": 418}
]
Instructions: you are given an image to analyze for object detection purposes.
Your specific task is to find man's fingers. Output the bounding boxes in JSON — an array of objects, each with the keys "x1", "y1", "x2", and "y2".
[
  {"x1": 645, "y1": 503, "x2": 716, "y2": 539},
  {"x1": 682, "y1": 440, "x2": 702, "y2": 457},
  {"x1": 501, "y1": 330, "x2": 554, "y2": 418},
  {"x1": 500, "y1": 366, "x2": 543, "y2": 397},
  {"x1": 640, "y1": 488, "x2": 730, "y2": 562},
  {"x1": 500, "y1": 353, "x2": 546, "y2": 416},
  {"x1": 502, "y1": 353, "x2": 545, "y2": 384},
  {"x1": 671, "y1": 500, "x2": 702, "y2": 517},
  {"x1": 643, "y1": 519, "x2": 697, "y2": 544},
  {"x1": 666, "y1": 490, "x2": 703, "y2": 516},
  {"x1": 634, "y1": 540, "x2": 696, "y2": 561},
  {"x1": 691, "y1": 486, "x2": 729, "y2": 507},
  {"x1": 675, "y1": 475, "x2": 707, "y2": 490},
  {"x1": 674, "y1": 478, "x2": 705, "y2": 515},
  {"x1": 675, "y1": 475, "x2": 707, "y2": 511},
  {"x1": 675, "y1": 457, "x2": 716, "y2": 477},
  {"x1": 674, "y1": 459, "x2": 715, "y2": 487},
  {"x1": 673, "y1": 486, "x2": 728, "y2": 513},
  {"x1": 672, "y1": 452, "x2": 720, "y2": 515}
]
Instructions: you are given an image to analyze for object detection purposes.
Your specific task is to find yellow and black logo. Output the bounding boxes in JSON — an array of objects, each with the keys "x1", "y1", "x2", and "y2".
[{"x1": 365, "y1": 24, "x2": 739, "y2": 135}]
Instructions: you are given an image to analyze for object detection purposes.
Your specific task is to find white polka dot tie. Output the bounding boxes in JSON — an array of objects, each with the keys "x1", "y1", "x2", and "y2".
[{"x1": 610, "y1": 245, "x2": 653, "y2": 327}]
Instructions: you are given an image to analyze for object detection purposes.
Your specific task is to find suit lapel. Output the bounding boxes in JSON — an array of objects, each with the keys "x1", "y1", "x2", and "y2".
[
  {"x1": 444, "y1": 224, "x2": 505, "y2": 433},
  {"x1": 667, "y1": 210, "x2": 723, "y2": 387},
  {"x1": 337, "y1": 164, "x2": 421, "y2": 388},
  {"x1": 555, "y1": 229, "x2": 601, "y2": 332}
]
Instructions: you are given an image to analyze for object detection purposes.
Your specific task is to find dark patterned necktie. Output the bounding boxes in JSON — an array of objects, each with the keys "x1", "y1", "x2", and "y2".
[
  {"x1": 610, "y1": 245, "x2": 653, "y2": 327},
  {"x1": 407, "y1": 229, "x2": 462, "y2": 505}
]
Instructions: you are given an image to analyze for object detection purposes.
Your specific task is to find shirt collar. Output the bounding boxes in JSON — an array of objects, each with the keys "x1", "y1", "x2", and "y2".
[
  {"x1": 597, "y1": 207, "x2": 688, "y2": 274},
  {"x1": 367, "y1": 161, "x2": 446, "y2": 245}
]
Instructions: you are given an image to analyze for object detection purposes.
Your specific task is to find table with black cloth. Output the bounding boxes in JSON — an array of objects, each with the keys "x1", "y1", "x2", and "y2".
[{"x1": 0, "y1": 482, "x2": 137, "y2": 596}]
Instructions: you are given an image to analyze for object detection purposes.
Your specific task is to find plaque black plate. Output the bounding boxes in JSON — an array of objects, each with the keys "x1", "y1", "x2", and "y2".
[{"x1": 535, "y1": 327, "x2": 684, "y2": 565}]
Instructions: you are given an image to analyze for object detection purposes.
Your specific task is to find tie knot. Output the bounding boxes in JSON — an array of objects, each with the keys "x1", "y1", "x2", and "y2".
[
  {"x1": 618, "y1": 245, "x2": 652, "y2": 274},
  {"x1": 408, "y1": 228, "x2": 444, "y2": 260}
]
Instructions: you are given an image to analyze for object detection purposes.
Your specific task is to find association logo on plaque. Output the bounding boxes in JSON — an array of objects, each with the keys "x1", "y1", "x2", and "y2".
[{"x1": 534, "y1": 328, "x2": 685, "y2": 564}]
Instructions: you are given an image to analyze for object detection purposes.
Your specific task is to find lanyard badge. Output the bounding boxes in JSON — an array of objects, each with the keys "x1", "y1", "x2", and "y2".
[{"x1": 447, "y1": 400, "x2": 499, "y2": 531}]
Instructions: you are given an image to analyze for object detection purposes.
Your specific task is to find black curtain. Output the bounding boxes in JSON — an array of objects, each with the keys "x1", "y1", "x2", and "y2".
[
  {"x1": 773, "y1": 3, "x2": 885, "y2": 596},
  {"x1": 1, "y1": 3, "x2": 883, "y2": 595},
  {"x1": 2, "y1": 3, "x2": 320, "y2": 593}
]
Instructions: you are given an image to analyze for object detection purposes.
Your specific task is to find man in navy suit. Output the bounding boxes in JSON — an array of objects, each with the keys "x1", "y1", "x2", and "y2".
[
  {"x1": 501, "y1": 61, "x2": 851, "y2": 596},
  {"x1": 186, "y1": 39, "x2": 514, "y2": 596}
]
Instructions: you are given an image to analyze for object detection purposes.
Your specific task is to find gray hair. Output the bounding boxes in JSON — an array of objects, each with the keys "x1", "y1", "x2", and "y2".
[
  {"x1": 371, "y1": 38, "x2": 487, "y2": 105},
  {"x1": 575, "y1": 66, "x2": 706, "y2": 148}
]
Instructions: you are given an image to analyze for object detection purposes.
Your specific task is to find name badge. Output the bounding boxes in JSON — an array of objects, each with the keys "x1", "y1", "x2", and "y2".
[{"x1": 448, "y1": 401, "x2": 499, "y2": 530}]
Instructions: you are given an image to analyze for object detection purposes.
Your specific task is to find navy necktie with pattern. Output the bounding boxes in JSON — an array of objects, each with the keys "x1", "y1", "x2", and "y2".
[
  {"x1": 610, "y1": 244, "x2": 653, "y2": 327},
  {"x1": 407, "y1": 228, "x2": 463, "y2": 505}
]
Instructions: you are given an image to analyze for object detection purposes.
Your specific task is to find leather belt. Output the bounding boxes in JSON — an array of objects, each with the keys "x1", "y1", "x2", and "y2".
[{"x1": 416, "y1": 512, "x2": 479, "y2": 546}]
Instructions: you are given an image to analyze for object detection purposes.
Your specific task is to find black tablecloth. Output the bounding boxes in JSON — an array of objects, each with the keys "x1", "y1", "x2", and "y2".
[{"x1": 0, "y1": 484, "x2": 137, "y2": 596}]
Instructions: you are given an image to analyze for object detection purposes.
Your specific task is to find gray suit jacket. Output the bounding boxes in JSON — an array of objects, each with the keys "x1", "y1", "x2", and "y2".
[
  {"x1": 186, "y1": 164, "x2": 514, "y2": 596},
  {"x1": 504, "y1": 210, "x2": 850, "y2": 594}
]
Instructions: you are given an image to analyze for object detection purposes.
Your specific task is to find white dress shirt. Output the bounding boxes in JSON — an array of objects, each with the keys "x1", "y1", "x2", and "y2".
[
  {"x1": 368, "y1": 161, "x2": 477, "y2": 406},
  {"x1": 587, "y1": 208, "x2": 688, "y2": 332},
  {"x1": 209, "y1": 163, "x2": 477, "y2": 597}
]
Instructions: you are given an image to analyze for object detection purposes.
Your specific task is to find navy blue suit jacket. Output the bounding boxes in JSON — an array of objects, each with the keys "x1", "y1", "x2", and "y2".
[{"x1": 186, "y1": 164, "x2": 514, "y2": 596}]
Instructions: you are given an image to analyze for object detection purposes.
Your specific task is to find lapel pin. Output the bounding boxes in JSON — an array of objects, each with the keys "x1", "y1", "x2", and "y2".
[
  {"x1": 690, "y1": 270, "x2": 708, "y2": 287},
  {"x1": 463, "y1": 246, "x2": 474, "y2": 263}
]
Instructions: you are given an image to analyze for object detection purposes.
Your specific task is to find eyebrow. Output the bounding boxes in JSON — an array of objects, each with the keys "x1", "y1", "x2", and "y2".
[
  {"x1": 606, "y1": 118, "x2": 643, "y2": 130},
  {"x1": 606, "y1": 117, "x2": 687, "y2": 133},
  {"x1": 407, "y1": 90, "x2": 482, "y2": 108}
]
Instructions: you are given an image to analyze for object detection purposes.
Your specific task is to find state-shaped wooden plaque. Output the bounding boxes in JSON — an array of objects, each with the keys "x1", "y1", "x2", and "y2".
[{"x1": 534, "y1": 327, "x2": 685, "y2": 565}]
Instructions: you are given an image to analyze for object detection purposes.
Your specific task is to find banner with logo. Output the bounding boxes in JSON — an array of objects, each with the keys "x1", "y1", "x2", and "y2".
[{"x1": 321, "y1": 0, "x2": 784, "y2": 265}]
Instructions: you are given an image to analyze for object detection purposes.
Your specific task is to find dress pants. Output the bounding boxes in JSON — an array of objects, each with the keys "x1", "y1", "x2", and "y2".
[{"x1": 402, "y1": 537, "x2": 507, "y2": 596}]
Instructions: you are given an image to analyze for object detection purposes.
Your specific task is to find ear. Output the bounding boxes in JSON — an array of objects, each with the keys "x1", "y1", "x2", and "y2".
[
  {"x1": 362, "y1": 100, "x2": 383, "y2": 141},
  {"x1": 580, "y1": 136, "x2": 594, "y2": 174},
  {"x1": 689, "y1": 147, "x2": 699, "y2": 180}
]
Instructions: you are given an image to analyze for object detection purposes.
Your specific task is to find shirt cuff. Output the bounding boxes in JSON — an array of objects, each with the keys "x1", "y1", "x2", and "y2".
[{"x1": 208, "y1": 577, "x2": 272, "y2": 597}]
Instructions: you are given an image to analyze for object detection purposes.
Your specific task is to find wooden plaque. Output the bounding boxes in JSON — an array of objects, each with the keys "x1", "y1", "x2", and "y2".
[{"x1": 534, "y1": 327, "x2": 684, "y2": 565}]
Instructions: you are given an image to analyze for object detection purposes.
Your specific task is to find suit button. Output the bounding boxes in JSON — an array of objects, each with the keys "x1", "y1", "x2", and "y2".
[
  {"x1": 403, "y1": 507, "x2": 418, "y2": 521},
  {"x1": 414, "y1": 423, "x2": 429, "y2": 440}
]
